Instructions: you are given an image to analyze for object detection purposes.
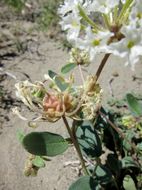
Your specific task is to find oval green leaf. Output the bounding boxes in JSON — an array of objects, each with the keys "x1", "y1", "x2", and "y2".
[
  {"x1": 22, "y1": 132, "x2": 69, "y2": 156},
  {"x1": 123, "y1": 175, "x2": 137, "y2": 190},
  {"x1": 69, "y1": 176, "x2": 101, "y2": 190},
  {"x1": 126, "y1": 93, "x2": 142, "y2": 116},
  {"x1": 55, "y1": 76, "x2": 69, "y2": 91},
  {"x1": 61, "y1": 63, "x2": 76, "y2": 74},
  {"x1": 48, "y1": 70, "x2": 58, "y2": 79},
  {"x1": 121, "y1": 156, "x2": 139, "y2": 168},
  {"x1": 95, "y1": 165, "x2": 112, "y2": 184},
  {"x1": 123, "y1": 130, "x2": 135, "y2": 151},
  {"x1": 76, "y1": 121, "x2": 102, "y2": 158},
  {"x1": 17, "y1": 130, "x2": 25, "y2": 143},
  {"x1": 32, "y1": 156, "x2": 45, "y2": 168}
]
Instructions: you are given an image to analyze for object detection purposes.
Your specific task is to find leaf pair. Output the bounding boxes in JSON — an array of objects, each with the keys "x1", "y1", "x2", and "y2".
[{"x1": 48, "y1": 70, "x2": 69, "y2": 91}]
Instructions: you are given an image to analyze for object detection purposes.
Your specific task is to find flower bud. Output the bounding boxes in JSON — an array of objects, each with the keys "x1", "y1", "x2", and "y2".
[
  {"x1": 24, "y1": 155, "x2": 38, "y2": 177},
  {"x1": 81, "y1": 75, "x2": 102, "y2": 120},
  {"x1": 69, "y1": 48, "x2": 90, "y2": 66},
  {"x1": 42, "y1": 92, "x2": 76, "y2": 121}
]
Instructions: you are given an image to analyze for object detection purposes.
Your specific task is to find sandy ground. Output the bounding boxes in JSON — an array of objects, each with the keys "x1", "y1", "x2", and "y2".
[{"x1": 0, "y1": 10, "x2": 142, "y2": 190}]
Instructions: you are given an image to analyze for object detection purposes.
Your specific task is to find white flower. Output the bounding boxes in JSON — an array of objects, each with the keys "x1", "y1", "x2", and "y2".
[
  {"x1": 109, "y1": 23, "x2": 142, "y2": 68},
  {"x1": 59, "y1": 12, "x2": 81, "y2": 42},
  {"x1": 76, "y1": 27, "x2": 112, "y2": 60},
  {"x1": 121, "y1": 0, "x2": 126, "y2": 4},
  {"x1": 59, "y1": 0, "x2": 142, "y2": 68},
  {"x1": 88, "y1": 0, "x2": 119, "y2": 14},
  {"x1": 129, "y1": 0, "x2": 142, "y2": 21},
  {"x1": 58, "y1": 0, "x2": 92, "y2": 16},
  {"x1": 58, "y1": 0, "x2": 83, "y2": 16}
]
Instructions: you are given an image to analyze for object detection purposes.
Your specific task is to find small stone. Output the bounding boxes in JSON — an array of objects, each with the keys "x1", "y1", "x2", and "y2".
[{"x1": 112, "y1": 72, "x2": 119, "y2": 77}]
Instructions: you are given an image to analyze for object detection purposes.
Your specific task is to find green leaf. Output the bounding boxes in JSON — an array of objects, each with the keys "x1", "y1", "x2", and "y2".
[
  {"x1": 17, "y1": 130, "x2": 25, "y2": 143},
  {"x1": 55, "y1": 76, "x2": 69, "y2": 91},
  {"x1": 32, "y1": 156, "x2": 45, "y2": 168},
  {"x1": 76, "y1": 121, "x2": 102, "y2": 158},
  {"x1": 61, "y1": 63, "x2": 76, "y2": 74},
  {"x1": 22, "y1": 132, "x2": 69, "y2": 156},
  {"x1": 48, "y1": 70, "x2": 58, "y2": 79},
  {"x1": 123, "y1": 175, "x2": 137, "y2": 190},
  {"x1": 95, "y1": 165, "x2": 112, "y2": 184},
  {"x1": 106, "y1": 154, "x2": 122, "y2": 175},
  {"x1": 137, "y1": 142, "x2": 142, "y2": 151},
  {"x1": 123, "y1": 130, "x2": 135, "y2": 151},
  {"x1": 126, "y1": 93, "x2": 142, "y2": 116},
  {"x1": 121, "y1": 156, "x2": 139, "y2": 168},
  {"x1": 93, "y1": 107, "x2": 110, "y2": 129},
  {"x1": 69, "y1": 176, "x2": 101, "y2": 190}
]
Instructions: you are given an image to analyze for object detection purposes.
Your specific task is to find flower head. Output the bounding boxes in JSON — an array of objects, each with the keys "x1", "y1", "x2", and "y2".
[
  {"x1": 88, "y1": 0, "x2": 119, "y2": 14},
  {"x1": 80, "y1": 75, "x2": 102, "y2": 120},
  {"x1": 59, "y1": 0, "x2": 142, "y2": 68},
  {"x1": 14, "y1": 72, "x2": 102, "y2": 122},
  {"x1": 69, "y1": 48, "x2": 90, "y2": 66},
  {"x1": 109, "y1": 23, "x2": 142, "y2": 68}
]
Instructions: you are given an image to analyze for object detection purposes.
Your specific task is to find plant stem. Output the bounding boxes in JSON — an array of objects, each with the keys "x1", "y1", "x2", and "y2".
[
  {"x1": 98, "y1": 110, "x2": 138, "y2": 154},
  {"x1": 99, "y1": 111, "x2": 142, "y2": 168},
  {"x1": 62, "y1": 116, "x2": 89, "y2": 175},
  {"x1": 95, "y1": 53, "x2": 110, "y2": 82},
  {"x1": 78, "y1": 64, "x2": 85, "y2": 84}
]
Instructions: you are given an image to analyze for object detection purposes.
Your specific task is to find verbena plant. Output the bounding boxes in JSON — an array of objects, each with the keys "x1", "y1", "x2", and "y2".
[{"x1": 13, "y1": 0, "x2": 142, "y2": 189}]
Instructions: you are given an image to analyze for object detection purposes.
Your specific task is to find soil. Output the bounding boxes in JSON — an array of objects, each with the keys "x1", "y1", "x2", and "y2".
[{"x1": 0, "y1": 2, "x2": 142, "y2": 190}]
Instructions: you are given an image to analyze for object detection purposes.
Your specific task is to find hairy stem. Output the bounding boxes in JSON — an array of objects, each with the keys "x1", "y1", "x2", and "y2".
[
  {"x1": 62, "y1": 116, "x2": 89, "y2": 175},
  {"x1": 95, "y1": 53, "x2": 110, "y2": 82},
  {"x1": 78, "y1": 64, "x2": 85, "y2": 84}
]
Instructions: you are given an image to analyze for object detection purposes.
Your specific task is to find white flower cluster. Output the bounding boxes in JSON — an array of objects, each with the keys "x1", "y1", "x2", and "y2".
[{"x1": 58, "y1": 0, "x2": 142, "y2": 68}]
